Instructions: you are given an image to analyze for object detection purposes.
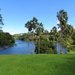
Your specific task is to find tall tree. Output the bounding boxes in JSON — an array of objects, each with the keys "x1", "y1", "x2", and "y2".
[
  {"x1": 25, "y1": 17, "x2": 38, "y2": 32},
  {"x1": 57, "y1": 10, "x2": 68, "y2": 38},
  {"x1": 57, "y1": 10, "x2": 73, "y2": 48},
  {"x1": 25, "y1": 17, "x2": 38, "y2": 41},
  {"x1": 36, "y1": 22, "x2": 44, "y2": 36},
  {"x1": 35, "y1": 22, "x2": 44, "y2": 53}
]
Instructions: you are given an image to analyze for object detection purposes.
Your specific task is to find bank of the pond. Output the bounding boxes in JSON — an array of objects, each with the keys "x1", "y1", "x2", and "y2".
[
  {"x1": 0, "y1": 54, "x2": 75, "y2": 75},
  {"x1": 0, "y1": 46, "x2": 9, "y2": 50}
]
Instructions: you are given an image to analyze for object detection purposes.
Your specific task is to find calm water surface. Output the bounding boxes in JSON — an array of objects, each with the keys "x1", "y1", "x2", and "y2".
[{"x1": 0, "y1": 40, "x2": 35, "y2": 54}]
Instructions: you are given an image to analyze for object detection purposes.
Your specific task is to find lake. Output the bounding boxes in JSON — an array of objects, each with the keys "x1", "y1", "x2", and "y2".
[{"x1": 0, "y1": 40, "x2": 35, "y2": 54}]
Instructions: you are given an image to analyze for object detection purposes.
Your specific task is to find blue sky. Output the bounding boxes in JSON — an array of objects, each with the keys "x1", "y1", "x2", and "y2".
[{"x1": 0, "y1": 0, "x2": 75, "y2": 34}]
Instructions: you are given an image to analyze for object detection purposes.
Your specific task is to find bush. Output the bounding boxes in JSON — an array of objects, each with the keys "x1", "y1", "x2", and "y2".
[
  {"x1": 35, "y1": 38, "x2": 56, "y2": 54},
  {"x1": 0, "y1": 32, "x2": 15, "y2": 47},
  {"x1": 69, "y1": 45, "x2": 75, "y2": 52}
]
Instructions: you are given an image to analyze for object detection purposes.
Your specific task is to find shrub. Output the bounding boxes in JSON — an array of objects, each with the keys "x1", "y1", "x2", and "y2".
[{"x1": 0, "y1": 32, "x2": 15, "y2": 47}]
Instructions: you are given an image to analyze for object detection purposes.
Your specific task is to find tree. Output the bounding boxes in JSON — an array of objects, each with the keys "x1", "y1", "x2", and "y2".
[
  {"x1": 35, "y1": 22, "x2": 44, "y2": 53},
  {"x1": 49, "y1": 26, "x2": 58, "y2": 53},
  {"x1": 0, "y1": 32, "x2": 15, "y2": 47},
  {"x1": 50, "y1": 26, "x2": 58, "y2": 41},
  {"x1": 36, "y1": 22, "x2": 44, "y2": 36},
  {"x1": 25, "y1": 17, "x2": 38, "y2": 33},
  {"x1": 44, "y1": 30, "x2": 49, "y2": 35},
  {"x1": 72, "y1": 29, "x2": 75, "y2": 45},
  {"x1": 25, "y1": 17, "x2": 45, "y2": 53},
  {"x1": 57, "y1": 10, "x2": 68, "y2": 39},
  {"x1": 25, "y1": 17, "x2": 39, "y2": 42},
  {"x1": 57, "y1": 10, "x2": 73, "y2": 50},
  {"x1": 0, "y1": 9, "x2": 4, "y2": 32}
]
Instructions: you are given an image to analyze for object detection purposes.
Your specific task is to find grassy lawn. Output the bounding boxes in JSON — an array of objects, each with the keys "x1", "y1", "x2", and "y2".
[{"x1": 0, "y1": 54, "x2": 75, "y2": 75}]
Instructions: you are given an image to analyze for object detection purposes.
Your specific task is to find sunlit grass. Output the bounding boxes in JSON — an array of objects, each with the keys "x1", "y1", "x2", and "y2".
[{"x1": 0, "y1": 54, "x2": 75, "y2": 75}]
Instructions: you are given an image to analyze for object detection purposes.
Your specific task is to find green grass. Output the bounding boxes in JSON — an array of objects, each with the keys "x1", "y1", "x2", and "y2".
[
  {"x1": 68, "y1": 51, "x2": 75, "y2": 54},
  {"x1": 0, "y1": 54, "x2": 75, "y2": 75}
]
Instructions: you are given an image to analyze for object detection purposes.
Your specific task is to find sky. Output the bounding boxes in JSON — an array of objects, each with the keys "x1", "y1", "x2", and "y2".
[{"x1": 0, "y1": 0, "x2": 75, "y2": 34}]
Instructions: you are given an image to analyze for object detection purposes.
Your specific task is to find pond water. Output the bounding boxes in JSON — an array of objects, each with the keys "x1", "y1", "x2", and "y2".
[
  {"x1": 0, "y1": 40, "x2": 35, "y2": 54},
  {"x1": 0, "y1": 40, "x2": 68, "y2": 54}
]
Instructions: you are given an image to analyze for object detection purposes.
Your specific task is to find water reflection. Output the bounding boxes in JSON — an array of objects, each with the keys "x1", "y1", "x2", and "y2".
[{"x1": 0, "y1": 40, "x2": 35, "y2": 54}]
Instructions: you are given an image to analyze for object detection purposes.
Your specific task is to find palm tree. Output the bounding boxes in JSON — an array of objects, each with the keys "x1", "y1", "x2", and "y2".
[
  {"x1": 25, "y1": 17, "x2": 38, "y2": 41},
  {"x1": 57, "y1": 10, "x2": 68, "y2": 43},
  {"x1": 57, "y1": 10, "x2": 68, "y2": 38},
  {"x1": 25, "y1": 17, "x2": 38, "y2": 31},
  {"x1": 57, "y1": 10, "x2": 73, "y2": 53}
]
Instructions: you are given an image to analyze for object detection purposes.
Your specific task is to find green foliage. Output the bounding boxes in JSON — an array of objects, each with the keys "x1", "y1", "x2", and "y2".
[
  {"x1": 25, "y1": 17, "x2": 38, "y2": 32},
  {"x1": 49, "y1": 26, "x2": 58, "y2": 41},
  {"x1": 43, "y1": 30, "x2": 49, "y2": 35},
  {"x1": 24, "y1": 10, "x2": 75, "y2": 54},
  {"x1": 13, "y1": 34, "x2": 21, "y2": 40},
  {"x1": 0, "y1": 32, "x2": 15, "y2": 47},
  {"x1": 72, "y1": 30, "x2": 75, "y2": 45},
  {"x1": 35, "y1": 23, "x2": 44, "y2": 36},
  {"x1": 35, "y1": 37, "x2": 56, "y2": 54},
  {"x1": 57, "y1": 10, "x2": 74, "y2": 49},
  {"x1": 69, "y1": 45, "x2": 75, "y2": 52},
  {"x1": 20, "y1": 33, "x2": 35, "y2": 41},
  {"x1": 57, "y1": 10, "x2": 68, "y2": 27},
  {"x1": 49, "y1": 48, "x2": 53, "y2": 54}
]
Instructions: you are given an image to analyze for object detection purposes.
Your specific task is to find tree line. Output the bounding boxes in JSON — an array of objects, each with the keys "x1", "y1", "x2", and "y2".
[
  {"x1": 15, "y1": 9, "x2": 75, "y2": 54},
  {"x1": 1, "y1": 9, "x2": 74, "y2": 53}
]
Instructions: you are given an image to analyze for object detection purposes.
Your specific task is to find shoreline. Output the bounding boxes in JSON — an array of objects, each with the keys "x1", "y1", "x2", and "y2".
[{"x1": 0, "y1": 46, "x2": 9, "y2": 50}]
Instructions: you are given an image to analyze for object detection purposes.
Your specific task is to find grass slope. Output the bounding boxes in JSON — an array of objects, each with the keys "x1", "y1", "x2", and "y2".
[{"x1": 0, "y1": 54, "x2": 75, "y2": 75}]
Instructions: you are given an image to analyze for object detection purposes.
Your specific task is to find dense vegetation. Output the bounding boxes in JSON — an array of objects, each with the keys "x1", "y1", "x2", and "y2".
[
  {"x1": 0, "y1": 32, "x2": 15, "y2": 47},
  {"x1": 0, "y1": 10, "x2": 15, "y2": 48},
  {"x1": 13, "y1": 10, "x2": 75, "y2": 54},
  {"x1": 0, "y1": 54, "x2": 75, "y2": 75}
]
